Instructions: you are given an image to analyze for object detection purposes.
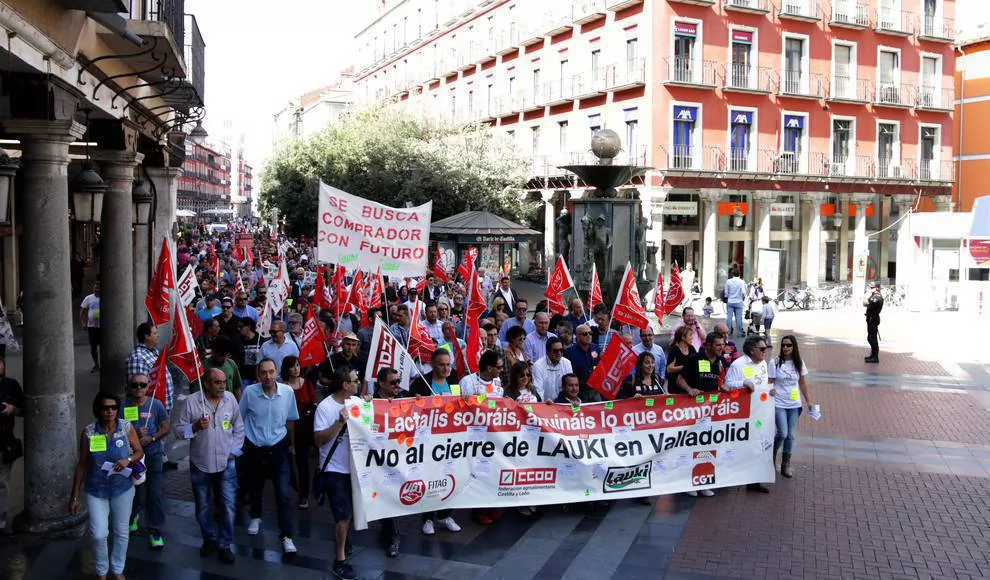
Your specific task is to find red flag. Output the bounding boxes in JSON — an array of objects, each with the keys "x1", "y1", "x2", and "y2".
[
  {"x1": 433, "y1": 247, "x2": 449, "y2": 284},
  {"x1": 463, "y1": 266, "x2": 486, "y2": 373},
  {"x1": 369, "y1": 267, "x2": 384, "y2": 308},
  {"x1": 145, "y1": 237, "x2": 175, "y2": 326},
  {"x1": 654, "y1": 268, "x2": 665, "y2": 313},
  {"x1": 346, "y1": 270, "x2": 369, "y2": 328},
  {"x1": 543, "y1": 257, "x2": 574, "y2": 315},
  {"x1": 230, "y1": 245, "x2": 244, "y2": 263},
  {"x1": 588, "y1": 263, "x2": 603, "y2": 314},
  {"x1": 415, "y1": 277, "x2": 428, "y2": 294},
  {"x1": 464, "y1": 317, "x2": 484, "y2": 374},
  {"x1": 299, "y1": 305, "x2": 328, "y2": 366},
  {"x1": 466, "y1": 265, "x2": 486, "y2": 323},
  {"x1": 331, "y1": 265, "x2": 347, "y2": 317},
  {"x1": 258, "y1": 271, "x2": 266, "y2": 289},
  {"x1": 610, "y1": 262, "x2": 649, "y2": 330},
  {"x1": 407, "y1": 300, "x2": 435, "y2": 362},
  {"x1": 663, "y1": 262, "x2": 687, "y2": 316},
  {"x1": 458, "y1": 247, "x2": 478, "y2": 281},
  {"x1": 245, "y1": 247, "x2": 255, "y2": 264},
  {"x1": 186, "y1": 305, "x2": 203, "y2": 338},
  {"x1": 169, "y1": 300, "x2": 204, "y2": 381},
  {"x1": 146, "y1": 346, "x2": 170, "y2": 409},
  {"x1": 449, "y1": 325, "x2": 468, "y2": 378},
  {"x1": 234, "y1": 270, "x2": 245, "y2": 297},
  {"x1": 587, "y1": 335, "x2": 638, "y2": 400}
]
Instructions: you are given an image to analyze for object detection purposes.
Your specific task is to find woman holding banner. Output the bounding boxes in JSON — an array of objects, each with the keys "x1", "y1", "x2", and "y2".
[
  {"x1": 666, "y1": 326, "x2": 696, "y2": 393},
  {"x1": 619, "y1": 354, "x2": 666, "y2": 505}
]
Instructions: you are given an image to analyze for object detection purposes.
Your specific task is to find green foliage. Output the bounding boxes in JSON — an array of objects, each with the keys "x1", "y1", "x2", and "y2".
[{"x1": 259, "y1": 106, "x2": 537, "y2": 237}]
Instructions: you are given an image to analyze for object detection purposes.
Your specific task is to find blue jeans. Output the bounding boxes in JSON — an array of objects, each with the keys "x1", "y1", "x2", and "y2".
[
  {"x1": 132, "y1": 452, "x2": 165, "y2": 533},
  {"x1": 190, "y1": 460, "x2": 237, "y2": 549},
  {"x1": 774, "y1": 407, "x2": 800, "y2": 454},
  {"x1": 86, "y1": 487, "x2": 135, "y2": 576},
  {"x1": 727, "y1": 302, "x2": 745, "y2": 336}
]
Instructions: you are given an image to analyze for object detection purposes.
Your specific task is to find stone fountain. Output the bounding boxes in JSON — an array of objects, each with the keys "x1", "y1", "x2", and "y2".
[{"x1": 558, "y1": 129, "x2": 652, "y2": 302}]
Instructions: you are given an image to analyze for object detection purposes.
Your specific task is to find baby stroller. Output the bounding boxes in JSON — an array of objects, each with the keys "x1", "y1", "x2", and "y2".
[{"x1": 745, "y1": 303, "x2": 765, "y2": 337}]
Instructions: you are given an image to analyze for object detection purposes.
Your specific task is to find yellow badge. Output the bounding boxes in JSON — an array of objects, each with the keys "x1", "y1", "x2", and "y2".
[
  {"x1": 123, "y1": 406, "x2": 139, "y2": 422},
  {"x1": 450, "y1": 384, "x2": 462, "y2": 396},
  {"x1": 698, "y1": 360, "x2": 711, "y2": 373},
  {"x1": 89, "y1": 434, "x2": 107, "y2": 452},
  {"x1": 743, "y1": 366, "x2": 756, "y2": 379},
  {"x1": 790, "y1": 389, "x2": 800, "y2": 401},
  {"x1": 222, "y1": 420, "x2": 231, "y2": 430}
]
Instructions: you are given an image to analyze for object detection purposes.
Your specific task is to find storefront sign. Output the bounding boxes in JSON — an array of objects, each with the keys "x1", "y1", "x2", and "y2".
[
  {"x1": 662, "y1": 201, "x2": 698, "y2": 216},
  {"x1": 732, "y1": 30, "x2": 753, "y2": 44},
  {"x1": 346, "y1": 392, "x2": 775, "y2": 527},
  {"x1": 770, "y1": 203, "x2": 796, "y2": 217},
  {"x1": 674, "y1": 22, "x2": 697, "y2": 36},
  {"x1": 718, "y1": 202, "x2": 749, "y2": 216},
  {"x1": 457, "y1": 234, "x2": 521, "y2": 244}
]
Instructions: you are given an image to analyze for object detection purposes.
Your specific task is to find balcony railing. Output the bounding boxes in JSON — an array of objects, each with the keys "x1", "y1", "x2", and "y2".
[
  {"x1": 723, "y1": 64, "x2": 775, "y2": 92},
  {"x1": 663, "y1": 57, "x2": 718, "y2": 87},
  {"x1": 778, "y1": 70, "x2": 828, "y2": 98},
  {"x1": 830, "y1": 1, "x2": 870, "y2": 27},
  {"x1": 573, "y1": 68, "x2": 610, "y2": 98},
  {"x1": 724, "y1": 0, "x2": 770, "y2": 13},
  {"x1": 875, "y1": 81, "x2": 913, "y2": 107},
  {"x1": 148, "y1": 0, "x2": 185, "y2": 50},
  {"x1": 606, "y1": 58, "x2": 646, "y2": 90},
  {"x1": 876, "y1": 158, "x2": 907, "y2": 179},
  {"x1": 183, "y1": 14, "x2": 204, "y2": 106},
  {"x1": 574, "y1": 0, "x2": 608, "y2": 23},
  {"x1": 829, "y1": 75, "x2": 872, "y2": 102},
  {"x1": 779, "y1": 0, "x2": 820, "y2": 21},
  {"x1": 875, "y1": 8, "x2": 913, "y2": 35},
  {"x1": 824, "y1": 154, "x2": 876, "y2": 178},
  {"x1": 913, "y1": 85, "x2": 953, "y2": 110},
  {"x1": 544, "y1": 78, "x2": 575, "y2": 104},
  {"x1": 919, "y1": 15, "x2": 955, "y2": 41},
  {"x1": 919, "y1": 159, "x2": 954, "y2": 182}
]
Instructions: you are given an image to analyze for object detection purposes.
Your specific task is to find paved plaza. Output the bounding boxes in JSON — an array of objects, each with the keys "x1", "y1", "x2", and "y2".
[{"x1": 1, "y1": 289, "x2": 988, "y2": 579}]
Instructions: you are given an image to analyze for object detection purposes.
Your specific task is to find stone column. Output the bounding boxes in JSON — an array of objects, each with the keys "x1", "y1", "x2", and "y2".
[
  {"x1": 933, "y1": 194, "x2": 954, "y2": 212},
  {"x1": 92, "y1": 151, "x2": 144, "y2": 393},
  {"x1": 892, "y1": 194, "x2": 915, "y2": 293},
  {"x1": 878, "y1": 196, "x2": 891, "y2": 282},
  {"x1": 146, "y1": 167, "x2": 182, "y2": 346},
  {"x1": 803, "y1": 193, "x2": 826, "y2": 289},
  {"x1": 5, "y1": 119, "x2": 88, "y2": 534},
  {"x1": 700, "y1": 189, "x2": 723, "y2": 297},
  {"x1": 838, "y1": 195, "x2": 850, "y2": 282},
  {"x1": 541, "y1": 189, "x2": 556, "y2": 278},
  {"x1": 752, "y1": 191, "x2": 775, "y2": 276},
  {"x1": 133, "y1": 221, "x2": 150, "y2": 329},
  {"x1": 850, "y1": 193, "x2": 872, "y2": 299}
]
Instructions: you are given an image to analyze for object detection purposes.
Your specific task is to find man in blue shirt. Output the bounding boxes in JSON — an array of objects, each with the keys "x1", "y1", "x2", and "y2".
[
  {"x1": 563, "y1": 324, "x2": 602, "y2": 402},
  {"x1": 239, "y1": 358, "x2": 300, "y2": 554},
  {"x1": 232, "y1": 292, "x2": 258, "y2": 322},
  {"x1": 497, "y1": 299, "x2": 535, "y2": 344},
  {"x1": 259, "y1": 321, "x2": 299, "y2": 375}
]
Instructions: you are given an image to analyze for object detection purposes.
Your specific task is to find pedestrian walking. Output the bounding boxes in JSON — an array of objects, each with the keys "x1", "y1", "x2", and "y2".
[
  {"x1": 80, "y1": 281, "x2": 102, "y2": 372},
  {"x1": 123, "y1": 375, "x2": 169, "y2": 548},
  {"x1": 768, "y1": 335, "x2": 812, "y2": 478}
]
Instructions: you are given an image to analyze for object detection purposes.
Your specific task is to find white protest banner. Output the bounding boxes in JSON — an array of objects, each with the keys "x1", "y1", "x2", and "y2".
[
  {"x1": 318, "y1": 183, "x2": 432, "y2": 278},
  {"x1": 346, "y1": 391, "x2": 776, "y2": 527}
]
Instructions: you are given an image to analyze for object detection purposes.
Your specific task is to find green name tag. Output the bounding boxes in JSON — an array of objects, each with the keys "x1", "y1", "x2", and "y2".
[
  {"x1": 524, "y1": 404, "x2": 533, "y2": 412},
  {"x1": 123, "y1": 406, "x2": 139, "y2": 422},
  {"x1": 571, "y1": 405, "x2": 580, "y2": 413},
  {"x1": 222, "y1": 420, "x2": 230, "y2": 430},
  {"x1": 89, "y1": 434, "x2": 107, "y2": 452},
  {"x1": 487, "y1": 400, "x2": 496, "y2": 409}
]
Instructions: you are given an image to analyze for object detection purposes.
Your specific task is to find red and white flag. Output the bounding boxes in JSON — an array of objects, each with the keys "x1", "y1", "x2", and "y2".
[
  {"x1": 653, "y1": 269, "x2": 665, "y2": 313},
  {"x1": 458, "y1": 247, "x2": 478, "y2": 281},
  {"x1": 346, "y1": 270, "x2": 370, "y2": 328},
  {"x1": 145, "y1": 237, "x2": 175, "y2": 326},
  {"x1": 233, "y1": 270, "x2": 245, "y2": 297},
  {"x1": 407, "y1": 300, "x2": 435, "y2": 362},
  {"x1": 364, "y1": 317, "x2": 418, "y2": 391},
  {"x1": 314, "y1": 265, "x2": 332, "y2": 311},
  {"x1": 168, "y1": 299, "x2": 204, "y2": 381},
  {"x1": 587, "y1": 335, "x2": 639, "y2": 400},
  {"x1": 588, "y1": 263, "x2": 604, "y2": 314},
  {"x1": 146, "y1": 346, "x2": 170, "y2": 409},
  {"x1": 662, "y1": 262, "x2": 687, "y2": 316},
  {"x1": 610, "y1": 262, "x2": 650, "y2": 330},
  {"x1": 298, "y1": 305, "x2": 328, "y2": 367},
  {"x1": 176, "y1": 264, "x2": 197, "y2": 308},
  {"x1": 369, "y1": 266, "x2": 384, "y2": 308},
  {"x1": 209, "y1": 244, "x2": 221, "y2": 282},
  {"x1": 544, "y1": 256, "x2": 575, "y2": 315},
  {"x1": 433, "y1": 247, "x2": 449, "y2": 284},
  {"x1": 257, "y1": 301, "x2": 274, "y2": 338},
  {"x1": 268, "y1": 259, "x2": 291, "y2": 314}
]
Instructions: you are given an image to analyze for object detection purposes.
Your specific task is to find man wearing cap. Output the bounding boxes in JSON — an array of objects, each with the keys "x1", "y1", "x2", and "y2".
[
  {"x1": 863, "y1": 282, "x2": 884, "y2": 363},
  {"x1": 259, "y1": 320, "x2": 299, "y2": 375},
  {"x1": 330, "y1": 333, "x2": 367, "y2": 394}
]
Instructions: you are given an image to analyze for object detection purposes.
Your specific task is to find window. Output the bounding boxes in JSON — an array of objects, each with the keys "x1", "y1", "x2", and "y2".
[
  {"x1": 487, "y1": 83, "x2": 494, "y2": 114},
  {"x1": 558, "y1": 121, "x2": 568, "y2": 153},
  {"x1": 589, "y1": 113, "x2": 601, "y2": 136},
  {"x1": 625, "y1": 109, "x2": 639, "y2": 163},
  {"x1": 831, "y1": 119, "x2": 853, "y2": 175},
  {"x1": 450, "y1": 92, "x2": 456, "y2": 118},
  {"x1": 878, "y1": 49, "x2": 900, "y2": 103},
  {"x1": 508, "y1": 75, "x2": 516, "y2": 96},
  {"x1": 730, "y1": 30, "x2": 753, "y2": 89},
  {"x1": 923, "y1": 0, "x2": 940, "y2": 35},
  {"x1": 833, "y1": 43, "x2": 854, "y2": 98},
  {"x1": 920, "y1": 55, "x2": 940, "y2": 106},
  {"x1": 591, "y1": 49, "x2": 601, "y2": 82},
  {"x1": 780, "y1": 114, "x2": 805, "y2": 173},
  {"x1": 673, "y1": 22, "x2": 697, "y2": 83},
  {"x1": 467, "y1": 89, "x2": 474, "y2": 114},
  {"x1": 783, "y1": 37, "x2": 805, "y2": 93},
  {"x1": 532, "y1": 68, "x2": 541, "y2": 97},
  {"x1": 920, "y1": 126, "x2": 939, "y2": 179},
  {"x1": 531, "y1": 126, "x2": 541, "y2": 155},
  {"x1": 672, "y1": 105, "x2": 698, "y2": 168},
  {"x1": 879, "y1": 0, "x2": 900, "y2": 29},
  {"x1": 626, "y1": 38, "x2": 638, "y2": 65},
  {"x1": 417, "y1": 8, "x2": 422, "y2": 38},
  {"x1": 559, "y1": 58, "x2": 569, "y2": 82},
  {"x1": 877, "y1": 122, "x2": 900, "y2": 177},
  {"x1": 729, "y1": 110, "x2": 753, "y2": 171}
]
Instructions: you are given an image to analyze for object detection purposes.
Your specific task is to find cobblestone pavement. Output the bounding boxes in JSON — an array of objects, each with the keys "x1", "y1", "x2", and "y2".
[{"x1": 0, "y1": 299, "x2": 988, "y2": 579}]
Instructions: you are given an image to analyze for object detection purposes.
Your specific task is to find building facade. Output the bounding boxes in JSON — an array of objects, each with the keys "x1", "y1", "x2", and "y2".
[
  {"x1": 954, "y1": 35, "x2": 990, "y2": 213},
  {"x1": 178, "y1": 136, "x2": 232, "y2": 215},
  {"x1": 235, "y1": 151, "x2": 254, "y2": 217},
  {"x1": 352, "y1": 0, "x2": 956, "y2": 297},
  {"x1": 272, "y1": 70, "x2": 356, "y2": 148}
]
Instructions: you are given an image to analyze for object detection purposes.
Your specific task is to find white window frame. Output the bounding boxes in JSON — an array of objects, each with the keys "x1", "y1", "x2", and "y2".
[
  {"x1": 918, "y1": 123, "x2": 942, "y2": 179},
  {"x1": 920, "y1": 51, "x2": 943, "y2": 106},
  {"x1": 877, "y1": 45, "x2": 902, "y2": 87},
  {"x1": 779, "y1": 110, "x2": 810, "y2": 173},
  {"x1": 875, "y1": 119, "x2": 901, "y2": 176},
  {"x1": 725, "y1": 106, "x2": 758, "y2": 170},
  {"x1": 781, "y1": 32, "x2": 811, "y2": 94},
  {"x1": 830, "y1": 40, "x2": 858, "y2": 99},
  {"x1": 669, "y1": 100, "x2": 704, "y2": 169},
  {"x1": 670, "y1": 17, "x2": 703, "y2": 84},
  {"x1": 727, "y1": 25, "x2": 759, "y2": 89},
  {"x1": 828, "y1": 115, "x2": 857, "y2": 176}
]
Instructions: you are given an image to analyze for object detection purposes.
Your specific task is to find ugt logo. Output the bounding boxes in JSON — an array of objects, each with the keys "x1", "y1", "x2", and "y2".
[{"x1": 399, "y1": 480, "x2": 426, "y2": 506}]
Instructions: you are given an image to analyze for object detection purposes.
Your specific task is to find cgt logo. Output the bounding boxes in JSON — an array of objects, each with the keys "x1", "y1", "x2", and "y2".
[
  {"x1": 603, "y1": 462, "x2": 652, "y2": 494},
  {"x1": 399, "y1": 480, "x2": 426, "y2": 506},
  {"x1": 499, "y1": 468, "x2": 557, "y2": 486},
  {"x1": 692, "y1": 462, "x2": 716, "y2": 487}
]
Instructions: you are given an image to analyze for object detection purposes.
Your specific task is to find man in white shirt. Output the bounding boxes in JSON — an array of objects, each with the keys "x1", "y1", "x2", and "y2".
[
  {"x1": 523, "y1": 312, "x2": 556, "y2": 362},
  {"x1": 723, "y1": 267, "x2": 748, "y2": 338},
  {"x1": 458, "y1": 351, "x2": 504, "y2": 397},
  {"x1": 493, "y1": 276, "x2": 519, "y2": 311},
  {"x1": 633, "y1": 325, "x2": 667, "y2": 380},
  {"x1": 423, "y1": 303, "x2": 445, "y2": 344},
  {"x1": 531, "y1": 337, "x2": 573, "y2": 401},
  {"x1": 723, "y1": 335, "x2": 774, "y2": 494}
]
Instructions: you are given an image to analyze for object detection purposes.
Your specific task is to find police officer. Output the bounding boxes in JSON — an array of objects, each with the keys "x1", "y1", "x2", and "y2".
[{"x1": 864, "y1": 282, "x2": 884, "y2": 363}]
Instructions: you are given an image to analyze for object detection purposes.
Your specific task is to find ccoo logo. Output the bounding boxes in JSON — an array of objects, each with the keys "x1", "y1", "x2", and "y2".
[{"x1": 399, "y1": 480, "x2": 426, "y2": 506}]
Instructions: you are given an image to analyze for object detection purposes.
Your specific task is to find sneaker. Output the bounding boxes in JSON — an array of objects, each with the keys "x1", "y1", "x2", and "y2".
[
  {"x1": 438, "y1": 517, "x2": 461, "y2": 532},
  {"x1": 684, "y1": 491, "x2": 698, "y2": 497},
  {"x1": 298, "y1": 499, "x2": 310, "y2": 510},
  {"x1": 200, "y1": 539, "x2": 217, "y2": 557},
  {"x1": 217, "y1": 548, "x2": 236, "y2": 564},
  {"x1": 699, "y1": 489, "x2": 715, "y2": 497},
  {"x1": 149, "y1": 533, "x2": 165, "y2": 549},
  {"x1": 386, "y1": 540, "x2": 399, "y2": 558},
  {"x1": 128, "y1": 513, "x2": 139, "y2": 533},
  {"x1": 281, "y1": 537, "x2": 298, "y2": 554},
  {"x1": 333, "y1": 559, "x2": 358, "y2": 580},
  {"x1": 247, "y1": 518, "x2": 261, "y2": 536},
  {"x1": 422, "y1": 520, "x2": 435, "y2": 535}
]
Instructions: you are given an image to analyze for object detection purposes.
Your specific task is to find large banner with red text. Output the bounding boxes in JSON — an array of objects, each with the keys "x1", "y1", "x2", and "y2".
[
  {"x1": 347, "y1": 391, "x2": 776, "y2": 526},
  {"x1": 317, "y1": 182, "x2": 432, "y2": 277}
]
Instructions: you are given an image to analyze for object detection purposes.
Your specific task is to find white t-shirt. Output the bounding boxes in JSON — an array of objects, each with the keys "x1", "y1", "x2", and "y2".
[
  {"x1": 768, "y1": 359, "x2": 807, "y2": 409},
  {"x1": 80, "y1": 294, "x2": 101, "y2": 328},
  {"x1": 314, "y1": 396, "x2": 351, "y2": 474},
  {"x1": 459, "y1": 373, "x2": 503, "y2": 397}
]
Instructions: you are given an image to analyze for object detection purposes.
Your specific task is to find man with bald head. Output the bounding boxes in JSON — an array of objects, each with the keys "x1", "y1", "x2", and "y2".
[
  {"x1": 523, "y1": 312, "x2": 557, "y2": 363},
  {"x1": 174, "y1": 367, "x2": 244, "y2": 564}
]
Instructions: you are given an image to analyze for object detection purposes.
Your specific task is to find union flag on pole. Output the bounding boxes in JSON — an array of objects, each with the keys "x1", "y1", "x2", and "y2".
[
  {"x1": 209, "y1": 244, "x2": 220, "y2": 282},
  {"x1": 364, "y1": 317, "x2": 418, "y2": 391},
  {"x1": 653, "y1": 268, "x2": 665, "y2": 313},
  {"x1": 588, "y1": 263, "x2": 604, "y2": 314},
  {"x1": 298, "y1": 305, "x2": 328, "y2": 366},
  {"x1": 369, "y1": 266, "x2": 384, "y2": 308},
  {"x1": 146, "y1": 346, "x2": 170, "y2": 409},
  {"x1": 168, "y1": 299, "x2": 204, "y2": 381},
  {"x1": 176, "y1": 264, "x2": 197, "y2": 308},
  {"x1": 145, "y1": 237, "x2": 175, "y2": 326},
  {"x1": 433, "y1": 246, "x2": 449, "y2": 284},
  {"x1": 314, "y1": 265, "x2": 332, "y2": 311},
  {"x1": 662, "y1": 261, "x2": 687, "y2": 316},
  {"x1": 407, "y1": 300, "x2": 435, "y2": 362},
  {"x1": 233, "y1": 270, "x2": 245, "y2": 297},
  {"x1": 587, "y1": 335, "x2": 639, "y2": 400},
  {"x1": 458, "y1": 247, "x2": 478, "y2": 281},
  {"x1": 543, "y1": 256, "x2": 575, "y2": 315},
  {"x1": 610, "y1": 262, "x2": 649, "y2": 330}
]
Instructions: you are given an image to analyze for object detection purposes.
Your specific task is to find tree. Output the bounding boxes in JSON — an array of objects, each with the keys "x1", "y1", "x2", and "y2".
[{"x1": 260, "y1": 106, "x2": 539, "y2": 237}]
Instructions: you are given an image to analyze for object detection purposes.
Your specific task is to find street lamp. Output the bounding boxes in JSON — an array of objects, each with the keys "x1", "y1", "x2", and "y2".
[
  {"x1": 70, "y1": 160, "x2": 107, "y2": 223},
  {"x1": 0, "y1": 149, "x2": 19, "y2": 224},
  {"x1": 732, "y1": 206, "x2": 745, "y2": 229},
  {"x1": 132, "y1": 180, "x2": 153, "y2": 225},
  {"x1": 832, "y1": 209, "x2": 843, "y2": 229}
]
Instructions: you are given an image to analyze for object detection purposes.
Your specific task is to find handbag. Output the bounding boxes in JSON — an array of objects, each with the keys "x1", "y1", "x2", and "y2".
[{"x1": 313, "y1": 425, "x2": 347, "y2": 506}]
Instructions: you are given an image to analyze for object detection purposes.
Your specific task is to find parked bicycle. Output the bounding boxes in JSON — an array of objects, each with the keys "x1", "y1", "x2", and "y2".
[{"x1": 775, "y1": 286, "x2": 814, "y2": 310}]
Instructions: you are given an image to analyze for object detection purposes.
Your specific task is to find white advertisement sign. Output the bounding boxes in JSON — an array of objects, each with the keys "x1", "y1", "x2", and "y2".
[
  {"x1": 346, "y1": 392, "x2": 776, "y2": 526},
  {"x1": 317, "y1": 182, "x2": 432, "y2": 277},
  {"x1": 662, "y1": 201, "x2": 699, "y2": 216},
  {"x1": 770, "y1": 203, "x2": 796, "y2": 217}
]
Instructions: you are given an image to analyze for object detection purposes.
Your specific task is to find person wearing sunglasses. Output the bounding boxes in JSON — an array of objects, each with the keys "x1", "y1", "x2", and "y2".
[
  {"x1": 123, "y1": 375, "x2": 170, "y2": 548},
  {"x1": 768, "y1": 335, "x2": 812, "y2": 479},
  {"x1": 723, "y1": 335, "x2": 776, "y2": 493},
  {"x1": 497, "y1": 298, "x2": 534, "y2": 344},
  {"x1": 70, "y1": 391, "x2": 144, "y2": 580},
  {"x1": 532, "y1": 337, "x2": 572, "y2": 401}
]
